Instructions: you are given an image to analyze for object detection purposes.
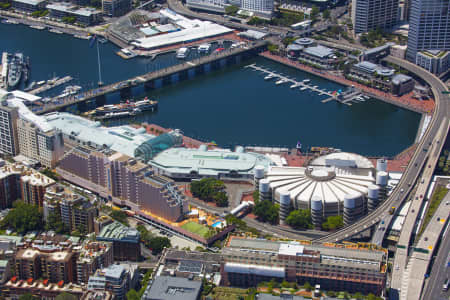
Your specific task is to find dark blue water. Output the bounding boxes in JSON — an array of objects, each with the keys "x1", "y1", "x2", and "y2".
[{"x1": 0, "y1": 23, "x2": 421, "y2": 156}]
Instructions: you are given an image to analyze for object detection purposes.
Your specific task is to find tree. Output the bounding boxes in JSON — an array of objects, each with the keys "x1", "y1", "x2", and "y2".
[
  {"x1": 310, "y1": 5, "x2": 320, "y2": 20},
  {"x1": 286, "y1": 209, "x2": 312, "y2": 229},
  {"x1": 19, "y1": 294, "x2": 37, "y2": 300},
  {"x1": 190, "y1": 178, "x2": 228, "y2": 207},
  {"x1": 55, "y1": 292, "x2": 77, "y2": 300},
  {"x1": 253, "y1": 200, "x2": 279, "y2": 224},
  {"x1": 322, "y1": 215, "x2": 344, "y2": 231},
  {"x1": 225, "y1": 4, "x2": 239, "y2": 15},
  {"x1": 303, "y1": 281, "x2": 312, "y2": 291},
  {"x1": 1, "y1": 202, "x2": 43, "y2": 234},
  {"x1": 367, "y1": 294, "x2": 377, "y2": 300},
  {"x1": 148, "y1": 236, "x2": 171, "y2": 255},
  {"x1": 322, "y1": 9, "x2": 330, "y2": 19},
  {"x1": 126, "y1": 289, "x2": 140, "y2": 300},
  {"x1": 40, "y1": 168, "x2": 59, "y2": 181},
  {"x1": 110, "y1": 210, "x2": 129, "y2": 226},
  {"x1": 45, "y1": 212, "x2": 68, "y2": 234}
]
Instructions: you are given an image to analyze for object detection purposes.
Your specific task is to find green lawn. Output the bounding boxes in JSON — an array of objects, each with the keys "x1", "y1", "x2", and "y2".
[{"x1": 181, "y1": 221, "x2": 210, "y2": 238}]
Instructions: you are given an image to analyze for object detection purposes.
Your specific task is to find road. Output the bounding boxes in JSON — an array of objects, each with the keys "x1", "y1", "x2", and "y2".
[
  {"x1": 422, "y1": 220, "x2": 450, "y2": 300},
  {"x1": 314, "y1": 55, "x2": 450, "y2": 244}
]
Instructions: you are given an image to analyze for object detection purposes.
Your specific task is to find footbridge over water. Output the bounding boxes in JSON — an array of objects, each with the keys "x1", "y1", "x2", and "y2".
[{"x1": 35, "y1": 40, "x2": 268, "y2": 115}]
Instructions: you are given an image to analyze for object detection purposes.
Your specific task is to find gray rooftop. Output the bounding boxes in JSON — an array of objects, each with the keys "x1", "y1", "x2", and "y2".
[
  {"x1": 256, "y1": 294, "x2": 309, "y2": 300},
  {"x1": 97, "y1": 221, "x2": 140, "y2": 243},
  {"x1": 392, "y1": 74, "x2": 413, "y2": 85},
  {"x1": 353, "y1": 61, "x2": 378, "y2": 73},
  {"x1": 142, "y1": 276, "x2": 202, "y2": 300},
  {"x1": 303, "y1": 45, "x2": 334, "y2": 58},
  {"x1": 104, "y1": 264, "x2": 125, "y2": 280}
]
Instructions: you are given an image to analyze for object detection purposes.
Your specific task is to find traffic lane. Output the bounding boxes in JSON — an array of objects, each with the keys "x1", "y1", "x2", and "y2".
[{"x1": 423, "y1": 223, "x2": 450, "y2": 300}]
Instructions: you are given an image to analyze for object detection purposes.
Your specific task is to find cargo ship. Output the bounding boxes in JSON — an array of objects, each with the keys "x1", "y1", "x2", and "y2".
[{"x1": 84, "y1": 97, "x2": 158, "y2": 120}]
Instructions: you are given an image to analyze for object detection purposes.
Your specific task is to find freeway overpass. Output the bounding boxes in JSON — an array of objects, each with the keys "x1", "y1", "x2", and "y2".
[{"x1": 313, "y1": 56, "x2": 450, "y2": 245}]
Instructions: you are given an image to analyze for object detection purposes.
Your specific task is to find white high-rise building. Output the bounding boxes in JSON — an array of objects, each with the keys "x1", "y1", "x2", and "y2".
[
  {"x1": 406, "y1": 0, "x2": 450, "y2": 61},
  {"x1": 241, "y1": 0, "x2": 273, "y2": 16},
  {"x1": 17, "y1": 118, "x2": 64, "y2": 168},
  {"x1": 352, "y1": 0, "x2": 399, "y2": 34}
]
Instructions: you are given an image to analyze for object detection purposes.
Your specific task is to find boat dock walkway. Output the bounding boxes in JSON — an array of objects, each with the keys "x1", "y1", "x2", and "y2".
[
  {"x1": 245, "y1": 64, "x2": 336, "y2": 100},
  {"x1": 29, "y1": 76, "x2": 73, "y2": 95}
]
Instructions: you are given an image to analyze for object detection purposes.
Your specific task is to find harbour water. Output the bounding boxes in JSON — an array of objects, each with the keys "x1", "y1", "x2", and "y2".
[{"x1": 0, "y1": 23, "x2": 421, "y2": 156}]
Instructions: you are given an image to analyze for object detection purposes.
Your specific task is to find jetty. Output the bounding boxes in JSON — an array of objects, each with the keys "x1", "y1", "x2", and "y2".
[{"x1": 29, "y1": 76, "x2": 73, "y2": 95}]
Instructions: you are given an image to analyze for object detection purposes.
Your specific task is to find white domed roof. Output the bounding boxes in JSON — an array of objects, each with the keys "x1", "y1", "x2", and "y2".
[
  {"x1": 310, "y1": 152, "x2": 374, "y2": 169},
  {"x1": 267, "y1": 166, "x2": 374, "y2": 205}
]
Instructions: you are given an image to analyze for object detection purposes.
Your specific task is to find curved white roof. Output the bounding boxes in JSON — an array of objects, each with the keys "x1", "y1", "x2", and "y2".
[
  {"x1": 310, "y1": 152, "x2": 374, "y2": 169},
  {"x1": 267, "y1": 165, "x2": 374, "y2": 205}
]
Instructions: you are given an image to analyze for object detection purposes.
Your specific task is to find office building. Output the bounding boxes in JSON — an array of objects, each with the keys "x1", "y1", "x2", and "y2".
[
  {"x1": 47, "y1": 3, "x2": 102, "y2": 26},
  {"x1": 221, "y1": 236, "x2": 387, "y2": 295},
  {"x1": 240, "y1": 0, "x2": 273, "y2": 17},
  {"x1": 391, "y1": 74, "x2": 415, "y2": 96},
  {"x1": 102, "y1": 0, "x2": 131, "y2": 17},
  {"x1": 20, "y1": 170, "x2": 55, "y2": 207},
  {"x1": 406, "y1": 0, "x2": 450, "y2": 61},
  {"x1": 57, "y1": 146, "x2": 188, "y2": 222},
  {"x1": 141, "y1": 276, "x2": 203, "y2": 300},
  {"x1": 297, "y1": 45, "x2": 337, "y2": 69},
  {"x1": 11, "y1": 0, "x2": 47, "y2": 13},
  {"x1": 44, "y1": 185, "x2": 98, "y2": 234},
  {"x1": 76, "y1": 241, "x2": 113, "y2": 285},
  {"x1": 17, "y1": 118, "x2": 64, "y2": 168},
  {"x1": 87, "y1": 264, "x2": 137, "y2": 300},
  {"x1": 352, "y1": 0, "x2": 399, "y2": 34},
  {"x1": 415, "y1": 50, "x2": 450, "y2": 75},
  {"x1": 0, "y1": 102, "x2": 19, "y2": 156},
  {"x1": 96, "y1": 222, "x2": 140, "y2": 261}
]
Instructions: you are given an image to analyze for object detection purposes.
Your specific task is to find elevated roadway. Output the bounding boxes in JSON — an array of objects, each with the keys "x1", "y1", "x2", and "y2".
[
  {"x1": 399, "y1": 192, "x2": 450, "y2": 300},
  {"x1": 314, "y1": 56, "x2": 450, "y2": 244},
  {"x1": 390, "y1": 119, "x2": 449, "y2": 296}
]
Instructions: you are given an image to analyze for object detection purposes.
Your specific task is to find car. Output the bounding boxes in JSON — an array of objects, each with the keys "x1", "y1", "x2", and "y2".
[
  {"x1": 214, "y1": 47, "x2": 225, "y2": 52},
  {"x1": 421, "y1": 179, "x2": 425, "y2": 184},
  {"x1": 381, "y1": 220, "x2": 385, "y2": 224},
  {"x1": 400, "y1": 188, "x2": 404, "y2": 193},
  {"x1": 443, "y1": 278, "x2": 449, "y2": 291}
]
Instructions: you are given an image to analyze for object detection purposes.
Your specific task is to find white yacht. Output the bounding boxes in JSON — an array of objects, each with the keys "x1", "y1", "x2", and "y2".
[
  {"x1": 176, "y1": 47, "x2": 189, "y2": 59},
  {"x1": 198, "y1": 44, "x2": 211, "y2": 53}
]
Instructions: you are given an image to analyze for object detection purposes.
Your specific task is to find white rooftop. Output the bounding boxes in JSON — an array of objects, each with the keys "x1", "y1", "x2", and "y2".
[
  {"x1": 278, "y1": 243, "x2": 304, "y2": 256},
  {"x1": 0, "y1": 89, "x2": 52, "y2": 132},
  {"x1": 12, "y1": 0, "x2": 46, "y2": 5},
  {"x1": 44, "y1": 112, "x2": 155, "y2": 157}
]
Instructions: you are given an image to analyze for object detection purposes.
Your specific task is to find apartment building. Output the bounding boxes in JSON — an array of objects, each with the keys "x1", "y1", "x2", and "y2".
[
  {"x1": 76, "y1": 241, "x2": 113, "y2": 285},
  {"x1": 20, "y1": 170, "x2": 55, "y2": 207},
  {"x1": 44, "y1": 184, "x2": 98, "y2": 233},
  {"x1": 3, "y1": 278, "x2": 84, "y2": 299},
  {"x1": 17, "y1": 118, "x2": 64, "y2": 168},
  {"x1": 0, "y1": 103, "x2": 19, "y2": 156},
  {"x1": 352, "y1": 0, "x2": 399, "y2": 34},
  {"x1": 220, "y1": 236, "x2": 387, "y2": 296},
  {"x1": 96, "y1": 222, "x2": 140, "y2": 261},
  {"x1": 87, "y1": 264, "x2": 138, "y2": 300},
  {"x1": 57, "y1": 146, "x2": 188, "y2": 222},
  {"x1": 406, "y1": 0, "x2": 450, "y2": 61},
  {"x1": 0, "y1": 162, "x2": 23, "y2": 209}
]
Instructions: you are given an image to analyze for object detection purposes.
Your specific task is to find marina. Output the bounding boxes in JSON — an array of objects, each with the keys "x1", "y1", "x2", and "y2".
[{"x1": 245, "y1": 63, "x2": 367, "y2": 106}]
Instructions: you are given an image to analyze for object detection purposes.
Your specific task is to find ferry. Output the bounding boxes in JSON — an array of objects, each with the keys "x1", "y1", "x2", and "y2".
[
  {"x1": 198, "y1": 44, "x2": 211, "y2": 53},
  {"x1": 176, "y1": 47, "x2": 189, "y2": 59},
  {"x1": 96, "y1": 109, "x2": 142, "y2": 120},
  {"x1": 85, "y1": 97, "x2": 158, "y2": 118}
]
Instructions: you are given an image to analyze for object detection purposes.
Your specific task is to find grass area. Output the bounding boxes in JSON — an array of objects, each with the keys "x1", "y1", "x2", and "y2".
[
  {"x1": 210, "y1": 287, "x2": 252, "y2": 300},
  {"x1": 181, "y1": 221, "x2": 210, "y2": 238},
  {"x1": 418, "y1": 186, "x2": 448, "y2": 238}
]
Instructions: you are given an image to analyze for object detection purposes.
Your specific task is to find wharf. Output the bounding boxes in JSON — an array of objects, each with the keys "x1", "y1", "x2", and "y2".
[
  {"x1": 29, "y1": 76, "x2": 73, "y2": 95},
  {"x1": 35, "y1": 41, "x2": 267, "y2": 115}
]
